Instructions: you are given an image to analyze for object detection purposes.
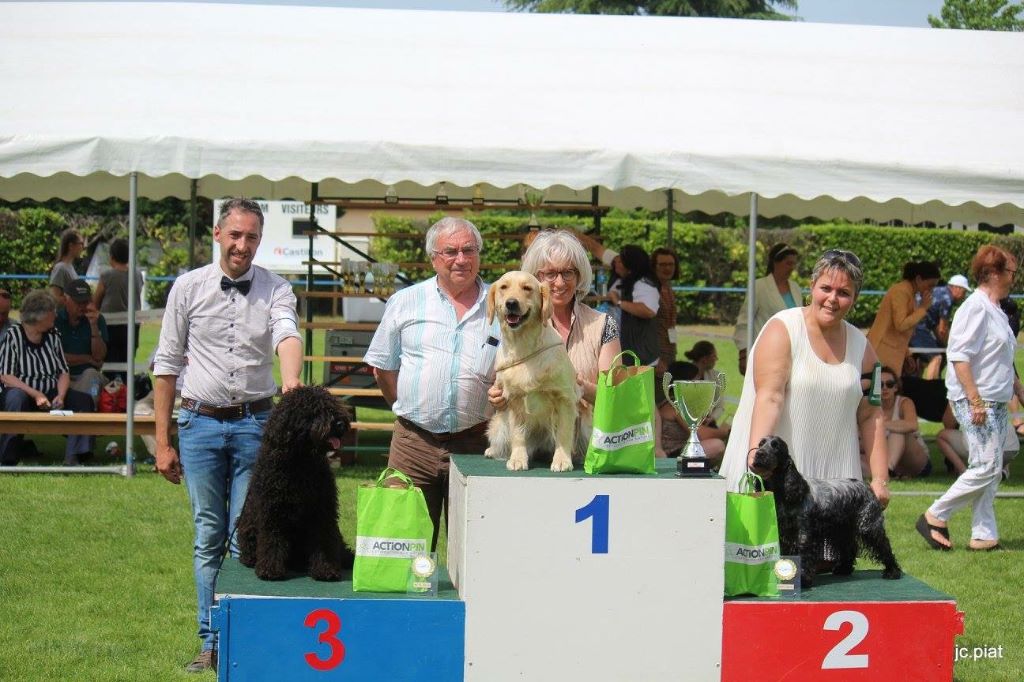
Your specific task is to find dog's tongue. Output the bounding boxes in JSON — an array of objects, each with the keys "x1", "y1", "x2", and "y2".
[
  {"x1": 328, "y1": 437, "x2": 341, "y2": 452},
  {"x1": 505, "y1": 313, "x2": 522, "y2": 326}
]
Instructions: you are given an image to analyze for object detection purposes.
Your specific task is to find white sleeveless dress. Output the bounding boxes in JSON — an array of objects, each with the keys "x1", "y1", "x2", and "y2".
[{"x1": 721, "y1": 307, "x2": 866, "y2": 491}]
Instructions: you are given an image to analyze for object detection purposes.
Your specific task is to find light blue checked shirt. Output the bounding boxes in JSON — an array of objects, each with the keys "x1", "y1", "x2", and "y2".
[{"x1": 364, "y1": 276, "x2": 499, "y2": 434}]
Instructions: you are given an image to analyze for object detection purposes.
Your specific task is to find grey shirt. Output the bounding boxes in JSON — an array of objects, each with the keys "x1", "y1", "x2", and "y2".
[
  {"x1": 49, "y1": 261, "x2": 77, "y2": 293},
  {"x1": 152, "y1": 263, "x2": 300, "y2": 405},
  {"x1": 98, "y1": 268, "x2": 143, "y2": 314}
]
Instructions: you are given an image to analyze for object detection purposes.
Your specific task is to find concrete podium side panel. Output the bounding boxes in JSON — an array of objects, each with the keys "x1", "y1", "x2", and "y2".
[{"x1": 449, "y1": 456, "x2": 725, "y2": 681}]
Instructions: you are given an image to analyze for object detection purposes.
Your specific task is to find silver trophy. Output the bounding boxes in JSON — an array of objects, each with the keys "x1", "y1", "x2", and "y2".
[{"x1": 662, "y1": 370, "x2": 726, "y2": 477}]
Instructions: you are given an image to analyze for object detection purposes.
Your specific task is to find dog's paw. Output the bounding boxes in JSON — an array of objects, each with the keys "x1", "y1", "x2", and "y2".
[
  {"x1": 484, "y1": 447, "x2": 502, "y2": 460},
  {"x1": 550, "y1": 456, "x2": 573, "y2": 473},
  {"x1": 310, "y1": 567, "x2": 343, "y2": 582},
  {"x1": 882, "y1": 566, "x2": 903, "y2": 580},
  {"x1": 254, "y1": 565, "x2": 287, "y2": 581},
  {"x1": 506, "y1": 456, "x2": 529, "y2": 471}
]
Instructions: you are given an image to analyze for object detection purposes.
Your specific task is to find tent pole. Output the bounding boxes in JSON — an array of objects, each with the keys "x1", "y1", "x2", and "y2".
[
  {"x1": 305, "y1": 183, "x2": 318, "y2": 385},
  {"x1": 745, "y1": 193, "x2": 759, "y2": 353},
  {"x1": 188, "y1": 179, "x2": 198, "y2": 271},
  {"x1": 125, "y1": 172, "x2": 138, "y2": 478},
  {"x1": 666, "y1": 190, "x2": 674, "y2": 249},
  {"x1": 591, "y1": 186, "x2": 600, "y2": 233}
]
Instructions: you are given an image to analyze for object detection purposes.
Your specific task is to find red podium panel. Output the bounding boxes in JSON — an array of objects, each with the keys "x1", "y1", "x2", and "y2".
[{"x1": 723, "y1": 572, "x2": 964, "y2": 682}]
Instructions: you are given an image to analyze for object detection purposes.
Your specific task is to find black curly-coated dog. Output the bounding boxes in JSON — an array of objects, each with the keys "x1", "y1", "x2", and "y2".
[
  {"x1": 750, "y1": 435, "x2": 902, "y2": 588},
  {"x1": 237, "y1": 386, "x2": 355, "y2": 581}
]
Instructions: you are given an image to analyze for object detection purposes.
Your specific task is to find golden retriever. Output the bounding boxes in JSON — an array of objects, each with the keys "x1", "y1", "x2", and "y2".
[{"x1": 485, "y1": 271, "x2": 582, "y2": 472}]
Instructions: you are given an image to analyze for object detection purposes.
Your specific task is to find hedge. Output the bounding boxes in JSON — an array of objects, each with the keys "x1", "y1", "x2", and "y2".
[{"x1": 369, "y1": 212, "x2": 1024, "y2": 328}]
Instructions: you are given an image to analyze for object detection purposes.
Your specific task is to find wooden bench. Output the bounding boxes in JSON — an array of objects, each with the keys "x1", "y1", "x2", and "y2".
[{"x1": 0, "y1": 413, "x2": 167, "y2": 437}]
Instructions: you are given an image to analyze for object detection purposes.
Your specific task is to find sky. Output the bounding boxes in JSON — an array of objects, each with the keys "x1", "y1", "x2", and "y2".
[{"x1": 237, "y1": 0, "x2": 948, "y2": 28}]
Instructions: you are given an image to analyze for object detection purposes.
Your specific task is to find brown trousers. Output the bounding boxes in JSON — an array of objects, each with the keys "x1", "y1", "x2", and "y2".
[{"x1": 388, "y1": 417, "x2": 489, "y2": 551}]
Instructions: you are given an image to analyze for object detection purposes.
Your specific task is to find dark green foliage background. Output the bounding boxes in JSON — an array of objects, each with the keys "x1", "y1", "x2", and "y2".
[{"x1": 370, "y1": 212, "x2": 1024, "y2": 328}]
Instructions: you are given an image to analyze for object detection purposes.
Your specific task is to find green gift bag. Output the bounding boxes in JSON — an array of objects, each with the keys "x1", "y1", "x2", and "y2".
[
  {"x1": 353, "y1": 468, "x2": 434, "y2": 593},
  {"x1": 724, "y1": 472, "x2": 781, "y2": 597},
  {"x1": 584, "y1": 350, "x2": 656, "y2": 475}
]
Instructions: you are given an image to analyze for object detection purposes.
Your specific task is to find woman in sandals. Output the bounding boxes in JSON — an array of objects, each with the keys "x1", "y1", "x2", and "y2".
[{"x1": 918, "y1": 245, "x2": 1023, "y2": 552}]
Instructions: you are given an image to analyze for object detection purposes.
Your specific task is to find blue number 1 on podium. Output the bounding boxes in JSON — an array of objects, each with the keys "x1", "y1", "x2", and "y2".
[{"x1": 575, "y1": 494, "x2": 610, "y2": 554}]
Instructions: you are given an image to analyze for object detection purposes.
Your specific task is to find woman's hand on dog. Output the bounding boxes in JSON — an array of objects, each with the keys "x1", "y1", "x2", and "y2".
[
  {"x1": 870, "y1": 478, "x2": 890, "y2": 509},
  {"x1": 487, "y1": 382, "x2": 508, "y2": 410}
]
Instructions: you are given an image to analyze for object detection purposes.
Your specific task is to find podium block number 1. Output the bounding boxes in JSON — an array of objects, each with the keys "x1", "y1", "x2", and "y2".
[{"x1": 575, "y1": 494, "x2": 610, "y2": 554}]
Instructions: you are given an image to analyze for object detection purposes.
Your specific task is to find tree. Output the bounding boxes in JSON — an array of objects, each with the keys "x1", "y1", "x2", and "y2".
[
  {"x1": 928, "y1": 0, "x2": 1024, "y2": 30},
  {"x1": 502, "y1": 0, "x2": 798, "y2": 21}
]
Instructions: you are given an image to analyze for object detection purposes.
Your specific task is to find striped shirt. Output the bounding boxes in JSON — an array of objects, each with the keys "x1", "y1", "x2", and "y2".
[
  {"x1": 0, "y1": 324, "x2": 70, "y2": 394},
  {"x1": 364, "y1": 276, "x2": 498, "y2": 434},
  {"x1": 152, "y1": 263, "x2": 301, "y2": 405}
]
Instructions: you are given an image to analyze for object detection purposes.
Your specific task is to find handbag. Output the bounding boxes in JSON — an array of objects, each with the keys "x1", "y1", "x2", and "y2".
[
  {"x1": 584, "y1": 350, "x2": 656, "y2": 475},
  {"x1": 724, "y1": 472, "x2": 781, "y2": 597},
  {"x1": 98, "y1": 377, "x2": 128, "y2": 413},
  {"x1": 353, "y1": 468, "x2": 434, "y2": 593}
]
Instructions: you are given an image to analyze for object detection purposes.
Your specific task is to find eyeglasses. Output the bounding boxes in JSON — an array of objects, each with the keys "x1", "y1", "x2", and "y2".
[
  {"x1": 822, "y1": 249, "x2": 862, "y2": 269},
  {"x1": 432, "y1": 245, "x2": 480, "y2": 261},
  {"x1": 537, "y1": 268, "x2": 578, "y2": 283},
  {"x1": 882, "y1": 380, "x2": 897, "y2": 389}
]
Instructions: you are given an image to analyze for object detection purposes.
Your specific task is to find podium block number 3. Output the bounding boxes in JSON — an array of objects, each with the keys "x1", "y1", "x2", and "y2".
[
  {"x1": 304, "y1": 608, "x2": 345, "y2": 671},
  {"x1": 575, "y1": 494, "x2": 610, "y2": 554},
  {"x1": 821, "y1": 610, "x2": 869, "y2": 670}
]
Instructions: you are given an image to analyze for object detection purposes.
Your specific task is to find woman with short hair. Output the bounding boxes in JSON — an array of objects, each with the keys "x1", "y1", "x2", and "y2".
[
  {"x1": 0, "y1": 290, "x2": 96, "y2": 465},
  {"x1": 719, "y1": 249, "x2": 890, "y2": 509},
  {"x1": 918, "y1": 245, "x2": 1023, "y2": 552}
]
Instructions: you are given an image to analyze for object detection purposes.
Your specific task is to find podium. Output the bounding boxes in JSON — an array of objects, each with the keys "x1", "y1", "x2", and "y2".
[
  {"x1": 211, "y1": 559, "x2": 465, "y2": 681},
  {"x1": 723, "y1": 572, "x2": 963, "y2": 681},
  {"x1": 448, "y1": 455, "x2": 726, "y2": 681}
]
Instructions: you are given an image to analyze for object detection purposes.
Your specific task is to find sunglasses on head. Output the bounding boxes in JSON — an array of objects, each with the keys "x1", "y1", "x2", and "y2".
[{"x1": 823, "y1": 249, "x2": 862, "y2": 269}]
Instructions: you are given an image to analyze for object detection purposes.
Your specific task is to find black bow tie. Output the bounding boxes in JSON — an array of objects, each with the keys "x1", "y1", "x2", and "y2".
[{"x1": 221, "y1": 276, "x2": 251, "y2": 295}]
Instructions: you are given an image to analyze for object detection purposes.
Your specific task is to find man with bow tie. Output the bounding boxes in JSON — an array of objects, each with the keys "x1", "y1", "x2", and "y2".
[{"x1": 152, "y1": 197, "x2": 302, "y2": 673}]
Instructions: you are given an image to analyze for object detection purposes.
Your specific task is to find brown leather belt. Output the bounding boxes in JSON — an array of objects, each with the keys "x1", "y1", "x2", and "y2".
[
  {"x1": 180, "y1": 397, "x2": 274, "y2": 421},
  {"x1": 397, "y1": 416, "x2": 488, "y2": 443}
]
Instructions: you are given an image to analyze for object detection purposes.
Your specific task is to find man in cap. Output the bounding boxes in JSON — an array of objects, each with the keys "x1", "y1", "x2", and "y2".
[
  {"x1": 911, "y1": 274, "x2": 971, "y2": 379},
  {"x1": 55, "y1": 279, "x2": 109, "y2": 402}
]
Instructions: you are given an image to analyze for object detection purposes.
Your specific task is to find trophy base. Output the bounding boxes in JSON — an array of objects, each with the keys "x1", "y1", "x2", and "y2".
[{"x1": 676, "y1": 455, "x2": 714, "y2": 477}]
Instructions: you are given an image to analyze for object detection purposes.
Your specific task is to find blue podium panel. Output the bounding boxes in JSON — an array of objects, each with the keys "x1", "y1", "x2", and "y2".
[{"x1": 212, "y1": 559, "x2": 465, "y2": 682}]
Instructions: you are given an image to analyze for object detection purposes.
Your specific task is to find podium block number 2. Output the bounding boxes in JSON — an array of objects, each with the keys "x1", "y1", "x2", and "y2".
[
  {"x1": 575, "y1": 494, "x2": 609, "y2": 554},
  {"x1": 821, "y1": 610, "x2": 869, "y2": 670},
  {"x1": 304, "y1": 608, "x2": 345, "y2": 671}
]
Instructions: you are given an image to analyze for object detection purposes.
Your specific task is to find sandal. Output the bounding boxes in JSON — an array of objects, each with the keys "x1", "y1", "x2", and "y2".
[
  {"x1": 968, "y1": 540, "x2": 1002, "y2": 552},
  {"x1": 915, "y1": 514, "x2": 952, "y2": 551}
]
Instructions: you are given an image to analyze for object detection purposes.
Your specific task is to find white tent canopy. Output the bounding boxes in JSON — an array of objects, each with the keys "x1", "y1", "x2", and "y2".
[{"x1": 2, "y1": 2, "x2": 1023, "y2": 224}]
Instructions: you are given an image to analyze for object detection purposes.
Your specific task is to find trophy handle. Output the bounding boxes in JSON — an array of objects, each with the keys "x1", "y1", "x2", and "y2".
[
  {"x1": 662, "y1": 371, "x2": 674, "y2": 406},
  {"x1": 712, "y1": 371, "x2": 727, "y2": 412}
]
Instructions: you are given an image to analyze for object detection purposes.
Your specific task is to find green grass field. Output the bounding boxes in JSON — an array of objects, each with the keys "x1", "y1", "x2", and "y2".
[{"x1": 1, "y1": 323, "x2": 1021, "y2": 680}]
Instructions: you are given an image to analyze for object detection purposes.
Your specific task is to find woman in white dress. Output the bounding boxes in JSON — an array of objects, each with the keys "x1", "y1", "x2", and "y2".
[{"x1": 719, "y1": 249, "x2": 890, "y2": 510}]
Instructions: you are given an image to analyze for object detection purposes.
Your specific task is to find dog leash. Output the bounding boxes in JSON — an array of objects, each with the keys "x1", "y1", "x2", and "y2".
[{"x1": 495, "y1": 341, "x2": 563, "y2": 374}]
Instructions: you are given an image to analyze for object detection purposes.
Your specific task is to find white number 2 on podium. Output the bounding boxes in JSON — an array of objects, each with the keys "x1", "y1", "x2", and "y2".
[
  {"x1": 575, "y1": 494, "x2": 609, "y2": 554},
  {"x1": 821, "y1": 610, "x2": 869, "y2": 669}
]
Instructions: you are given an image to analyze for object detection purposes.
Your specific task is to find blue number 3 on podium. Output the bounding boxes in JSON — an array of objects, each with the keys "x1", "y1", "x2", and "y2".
[{"x1": 575, "y1": 494, "x2": 610, "y2": 554}]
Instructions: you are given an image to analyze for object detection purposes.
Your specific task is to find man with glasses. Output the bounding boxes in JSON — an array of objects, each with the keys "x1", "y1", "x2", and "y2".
[
  {"x1": 365, "y1": 216, "x2": 498, "y2": 551},
  {"x1": 0, "y1": 289, "x2": 13, "y2": 338}
]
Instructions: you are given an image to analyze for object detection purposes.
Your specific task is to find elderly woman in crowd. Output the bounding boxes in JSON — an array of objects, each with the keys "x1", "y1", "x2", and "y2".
[
  {"x1": 733, "y1": 242, "x2": 803, "y2": 375},
  {"x1": 867, "y1": 260, "x2": 941, "y2": 376},
  {"x1": 719, "y1": 249, "x2": 890, "y2": 509},
  {"x1": 0, "y1": 290, "x2": 96, "y2": 465},
  {"x1": 918, "y1": 245, "x2": 1023, "y2": 552}
]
